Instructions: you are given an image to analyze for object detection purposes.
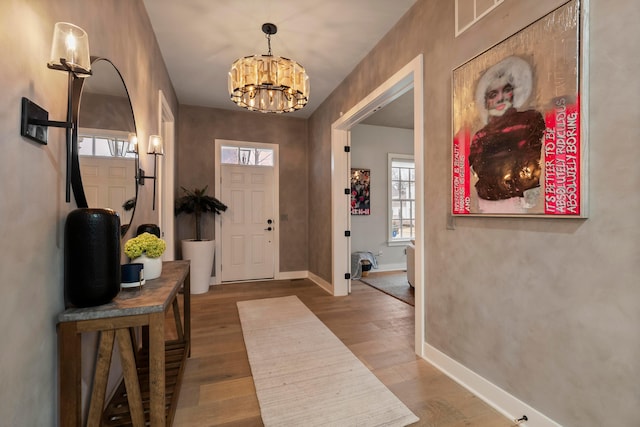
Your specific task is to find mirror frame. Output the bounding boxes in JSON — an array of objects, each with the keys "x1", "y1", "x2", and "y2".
[{"x1": 71, "y1": 56, "x2": 139, "y2": 236}]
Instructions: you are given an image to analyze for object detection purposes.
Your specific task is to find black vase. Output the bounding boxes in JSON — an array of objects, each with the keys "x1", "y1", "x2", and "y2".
[
  {"x1": 136, "y1": 223, "x2": 161, "y2": 237},
  {"x1": 65, "y1": 208, "x2": 121, "y2": 307}
]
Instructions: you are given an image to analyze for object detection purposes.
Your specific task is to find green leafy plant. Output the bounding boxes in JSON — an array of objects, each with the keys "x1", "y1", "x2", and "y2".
[
  {"x1": 175, "y1": 186, "x2": 227, "y2": 241},
  {"x1": 124, "y1": 232, "x2": 167, "y2": 259}
]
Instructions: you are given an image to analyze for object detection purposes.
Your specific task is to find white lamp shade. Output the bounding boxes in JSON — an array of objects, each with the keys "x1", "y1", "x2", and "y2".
[
  {"x1": 128, "y1": 133, "x2": 138, "y2": 152},
  {"x1": 48, "y1": 22, "x2": 91, "y2": 75},
  {"x1": 148, "y1": 135, "x2": 164, "y2": 155}
]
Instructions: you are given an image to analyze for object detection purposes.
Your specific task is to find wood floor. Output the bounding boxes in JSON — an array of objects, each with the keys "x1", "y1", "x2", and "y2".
[{"x1": 171, "y1": 279, "x2": 515, "y2": 427}]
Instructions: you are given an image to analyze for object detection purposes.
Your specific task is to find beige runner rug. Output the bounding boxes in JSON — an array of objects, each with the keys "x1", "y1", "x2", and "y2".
[{"x1": 237, "y1": 295, "x2": 419, "y2": 426}]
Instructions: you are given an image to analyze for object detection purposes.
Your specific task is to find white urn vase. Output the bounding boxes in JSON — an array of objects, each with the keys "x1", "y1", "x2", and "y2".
[
  {"x1": 181, "y1": 239, "x2": 215, "y2": 294},
  {"x1": 133, "y1": 253, "x2": 162, "y2": 280}
]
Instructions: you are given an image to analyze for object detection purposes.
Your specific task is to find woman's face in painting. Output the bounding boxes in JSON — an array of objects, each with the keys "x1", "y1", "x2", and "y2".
[{"x1": 485, "y1": 77, "x2": 514, "y2": 118}]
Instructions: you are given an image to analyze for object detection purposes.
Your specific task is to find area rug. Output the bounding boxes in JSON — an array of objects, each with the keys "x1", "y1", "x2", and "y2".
[
  {"x1": 237, "y1": 295, "x2": 419, "y2": 427},
  {"x1": 358, "y1": 272, "x2": 414, "y2": 306}
]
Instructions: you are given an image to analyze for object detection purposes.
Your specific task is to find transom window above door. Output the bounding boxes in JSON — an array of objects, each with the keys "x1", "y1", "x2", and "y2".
[
  {"x1": 221, "y1": 145, "x2": 274, "y2": 166},
  {"x1": 78, "y1": 130, "x2": 136, "y2": 158}
]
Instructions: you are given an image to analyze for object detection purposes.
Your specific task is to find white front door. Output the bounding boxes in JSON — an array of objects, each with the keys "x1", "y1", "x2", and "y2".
[
  {"x1": 80, "y1": 156, "x2": 136, "y2": 225},
  {"x1": 220, "y1": 162, "x2": 276, "y2": 282}
]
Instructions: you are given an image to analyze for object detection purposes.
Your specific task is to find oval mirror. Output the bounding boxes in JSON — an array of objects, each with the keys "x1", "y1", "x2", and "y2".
[{"x1": 72, "y1": 57, "x2": 138, "y2": 236}]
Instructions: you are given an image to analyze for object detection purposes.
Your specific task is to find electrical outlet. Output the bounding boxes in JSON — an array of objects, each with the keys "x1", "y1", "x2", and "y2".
[
  {"x1": 514, "y1": 415, "x2": 528, "y2": 425},
  {"x1": 377, "y1": 250, "x2": 383, "y2": 257}
]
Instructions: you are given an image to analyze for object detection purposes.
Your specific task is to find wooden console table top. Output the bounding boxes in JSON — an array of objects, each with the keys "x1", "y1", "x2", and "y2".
[{"x1": 59, "y1": 260, "x2": 190, "y2": 323}]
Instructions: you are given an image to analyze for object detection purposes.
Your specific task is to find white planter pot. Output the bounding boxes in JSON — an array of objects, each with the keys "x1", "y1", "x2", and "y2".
[
  {"x1": 181, "y1": 239, "x2": 215, "y2": 294},
  {"x1": 131, "y1": 254, "x2": 162, "y2": 281}
]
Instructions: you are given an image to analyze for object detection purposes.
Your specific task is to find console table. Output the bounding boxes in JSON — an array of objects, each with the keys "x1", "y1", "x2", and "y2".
[{"x1": 57, "y1": 260, "x2": 191, "y2": 427}]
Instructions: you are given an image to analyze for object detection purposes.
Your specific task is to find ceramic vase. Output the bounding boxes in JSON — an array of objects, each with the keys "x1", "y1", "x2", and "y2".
[
  {"x1": 181, "y1": 239, "x2": 215, "y2": 294},
  {"x1": 136, "y1": 224, "x2": 161, "y2": 237},
  {"x1": 133, "y1": 254, "x2": 162, "y2": 280},
  {"x1": 65, "y1": 208, "x2": 121, "y2": 307}
]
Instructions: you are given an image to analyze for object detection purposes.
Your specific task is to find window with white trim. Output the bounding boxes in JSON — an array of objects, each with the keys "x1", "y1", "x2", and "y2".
[
  {"x1": 220, "y1": 145, "x2": 274, "y2": 166},
  {"x1": 78, "y1": 129, "x2": 136, "y2": 158},
  {"x1": 388, "y1": 154, "x2": 415, "y2": 243}
]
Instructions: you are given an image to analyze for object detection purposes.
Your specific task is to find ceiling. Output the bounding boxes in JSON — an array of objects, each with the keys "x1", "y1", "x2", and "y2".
[{"x1": 142, "y1": 0, "x2": 417, "y2": 128}]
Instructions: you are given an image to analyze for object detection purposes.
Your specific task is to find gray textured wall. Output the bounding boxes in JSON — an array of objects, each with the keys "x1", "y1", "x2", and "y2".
[
  {"x1": 176, "y1": 105, "x2": 309, "y2": 272},
  {"x1": 79, "y1": 93, "x2": 135, "y2": 132},
  {"x1": 308, "y1": 0, "x2": 640, "y2": 425},
  {"x1": 0, "y1": 1, "x2": 177, "y2": 425}
]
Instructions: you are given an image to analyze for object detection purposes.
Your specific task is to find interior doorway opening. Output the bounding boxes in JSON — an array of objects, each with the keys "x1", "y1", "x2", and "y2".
[{"x1": 331, "y1": 55, "x2": 425, "y2": 355}]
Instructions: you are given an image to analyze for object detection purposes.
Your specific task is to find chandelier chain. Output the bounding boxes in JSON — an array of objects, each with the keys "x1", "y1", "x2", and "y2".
[{"x1": 265, "y1": 33, "x2": 272, "y2": 56}]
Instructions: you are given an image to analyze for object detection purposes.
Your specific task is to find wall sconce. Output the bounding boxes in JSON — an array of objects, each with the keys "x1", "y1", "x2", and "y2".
[
  {"x1": 20, "y1": 22, "x2": 92, "y2": 202},
  {"x1": 138, "y1": 135, "x2": 163, "y2": 210},
  {"x1": 127, "y1": 132, "x2": 139, "y2": 172},
  {"x1": 128, "y1": 133, "x2": 139, "y2": 153}
]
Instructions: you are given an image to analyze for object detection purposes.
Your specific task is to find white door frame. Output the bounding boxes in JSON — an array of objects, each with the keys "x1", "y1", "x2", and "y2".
[
  {"x1": 331, "y1": 55, "x2": 425, "y2": 356},
  {"x1": 214, "y1": 139, "x2": 280, "y2": 284},
  {"x1": 158, "y1": 90, "x2": 176, "y2": 261}
]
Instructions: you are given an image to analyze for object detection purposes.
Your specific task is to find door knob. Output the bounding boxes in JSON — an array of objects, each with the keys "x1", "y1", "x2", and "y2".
[{"x1": 264, "y1": 226, "x2": 273, "y2": 231}]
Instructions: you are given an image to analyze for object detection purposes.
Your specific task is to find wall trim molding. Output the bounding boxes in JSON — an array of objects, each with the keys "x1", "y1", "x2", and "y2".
[
  {"x1": 331, "y1": 54, "x2": 425, "y2": 355},
  {"x1": 307, "y1": 271, "x2": 333, "y2": 295},
  {"x1": 277, "y1": 270, "x2": 308, "y2": 280},
  {"x1": 374, "y1": 262, "x2": 406, "y2": 272},
  {"x1": 422, "y1": 343, "x2": 562, "y2": 427},
  {"x1": 209, "y1": 271, "x2": 333, "y2": 296}
]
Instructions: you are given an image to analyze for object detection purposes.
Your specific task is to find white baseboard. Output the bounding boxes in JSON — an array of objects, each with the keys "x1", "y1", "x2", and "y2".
[
  {"x1": 307, "y1": 271, "x2": 333, "y2": 295},
  {"x1": 210, "y1": 271, "x2": 309, "y2": 284},
  {"x1": 374, "y1": 262, "x2": 406, "y2": 272},
  {"x1": 210, "y1": 270, "x2": 333, "y2": 296},
  {"x1": 209, "y1": 271, "x2": 329, "y2": 294},
  {"x1": 277, "y1": 270, "x2": 308, "y2": 280},
  {"x1": 422, "y1": 343, "x2": 562, "y2": 427}
]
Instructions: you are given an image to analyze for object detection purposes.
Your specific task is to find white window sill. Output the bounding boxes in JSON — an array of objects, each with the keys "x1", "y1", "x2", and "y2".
[{"x1": 387, "y1": 239, "x2": 412, "y2": 247}]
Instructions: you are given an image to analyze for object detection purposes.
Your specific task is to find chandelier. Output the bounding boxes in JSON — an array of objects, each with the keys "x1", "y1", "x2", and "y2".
[{"x1": 228, "y1": 23, "x2": 309, "y2": 113}]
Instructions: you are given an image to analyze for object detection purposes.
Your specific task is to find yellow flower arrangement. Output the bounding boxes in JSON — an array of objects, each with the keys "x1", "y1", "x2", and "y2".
[{"x1": 124, "y1": 232, "x2": 166, "y2": 259}]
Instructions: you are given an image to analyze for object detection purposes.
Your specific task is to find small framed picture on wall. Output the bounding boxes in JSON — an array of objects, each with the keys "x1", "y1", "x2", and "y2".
[{"x1": 351, "y1": 168, "x2": 370, "y2": 215}]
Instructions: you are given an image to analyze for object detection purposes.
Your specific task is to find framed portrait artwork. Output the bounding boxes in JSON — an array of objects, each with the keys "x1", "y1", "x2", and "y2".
[
  {"x1": 452, "y1": 0, "x2": 588, "y2": 217},
  {"x1": 351, "y1": 168, "x2": 370, "y2": 215}
]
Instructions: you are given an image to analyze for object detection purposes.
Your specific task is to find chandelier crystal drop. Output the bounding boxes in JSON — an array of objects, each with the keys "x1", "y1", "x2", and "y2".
[{"x1": 228, "y1": 23, "x2": 309, "y2": 113}]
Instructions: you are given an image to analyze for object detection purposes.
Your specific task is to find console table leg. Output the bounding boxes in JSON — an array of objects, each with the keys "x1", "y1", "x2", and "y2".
[
  {"x1": 87, "y1": 330, "x2": 115, "y2": 426},
  {"x1": 184, "y1": 273, "x2": 191, "y2": 357},
  {"x1": 172, "y1": 298, "x2": 184, "y2": 341},
  {"x1": 58, "y1": 322, "x2": 81, "y2": 427},
  {"x1": 116, "y1": 328, "x2": 145, "y2": 427},
  {"x1": 149, "y1": 312, "x2": 166, "y2": 426}
]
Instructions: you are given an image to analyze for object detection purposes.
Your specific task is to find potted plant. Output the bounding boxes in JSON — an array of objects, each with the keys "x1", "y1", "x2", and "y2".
[
  {"x1": 175, "y1": 186, "x2": 227, "y2": 294},
  {"x1": 123, "y1": 232, "x2": 167, "y2": 281}
]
